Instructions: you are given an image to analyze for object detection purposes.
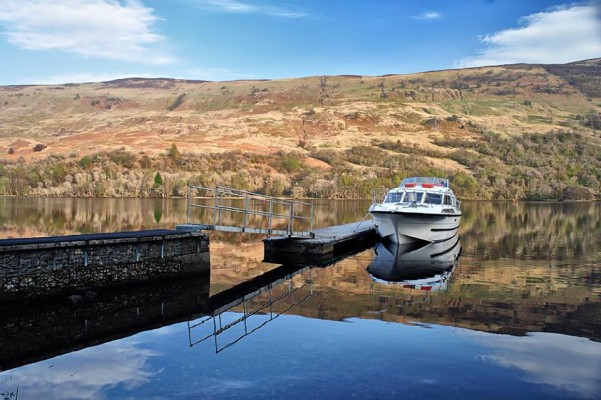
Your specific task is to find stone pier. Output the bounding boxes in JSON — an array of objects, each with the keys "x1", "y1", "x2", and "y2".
[{"x1": 0, "y1": 229, "x2": 210, "y2": 301}]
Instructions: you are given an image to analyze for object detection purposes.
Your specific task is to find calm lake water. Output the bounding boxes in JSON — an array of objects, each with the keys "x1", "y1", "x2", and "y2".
[{"x1": 0, "y1": 198, "x2": 600, "y2": 400}]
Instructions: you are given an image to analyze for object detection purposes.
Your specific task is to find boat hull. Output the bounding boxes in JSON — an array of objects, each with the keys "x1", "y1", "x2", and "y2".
[{"x1": 369, "y1": 210, "x2": 461, "y2": 244}]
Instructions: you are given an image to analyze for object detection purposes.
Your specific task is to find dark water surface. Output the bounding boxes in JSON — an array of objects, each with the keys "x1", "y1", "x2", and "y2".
[{"x1": 0, "y1": 198, "x2": 600, "y2": 399}]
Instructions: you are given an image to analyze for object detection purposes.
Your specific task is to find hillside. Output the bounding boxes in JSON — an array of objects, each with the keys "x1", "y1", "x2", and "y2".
[{"x1": 0, "y1": 58, "x2": 600, "y2": 200}]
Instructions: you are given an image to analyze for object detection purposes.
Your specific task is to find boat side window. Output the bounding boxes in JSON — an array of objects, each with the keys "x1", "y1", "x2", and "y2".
[
  {"x1": 443, "y1": 195, "x2": 453, "y2": 205},
  {"x1": 384, "y1": 192, "x2": 402, "y2": 203},
  {"x1": 402, "y1": 191, "x2": 423, "y2": 203},
  {"x1": 424, "y1": 193, "x2": 442, "y2": 205}
]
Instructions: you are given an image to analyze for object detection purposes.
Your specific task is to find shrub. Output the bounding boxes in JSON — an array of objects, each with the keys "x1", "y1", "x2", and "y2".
[
  {"x1": 282, "y1": 155, "x2": 301, "y2": 172},
  {"x1": 584, "y1": 110, "x2": 600, "y2": 130},
  {"x1": 139, "y1": 155, "x2": 152, "y2": 169},
  {"x1": 78, "y1": 156, "x2": 92, "y2": 168},
  {"x1": 108, "y1": 149, "x2": 135, "y2": 168},
  {"x1": 167, "y1": 143, "x2": 180, "y2": 159}
]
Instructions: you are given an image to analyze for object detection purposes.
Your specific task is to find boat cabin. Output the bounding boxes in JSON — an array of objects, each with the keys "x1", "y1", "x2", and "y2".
[{"x1": 382, "y1": 177, "x2": 458, "y2": 207}]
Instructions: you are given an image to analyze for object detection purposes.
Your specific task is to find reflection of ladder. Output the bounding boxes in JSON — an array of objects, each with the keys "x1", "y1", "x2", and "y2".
[
  {"x1": 184, "y1": 185, "x2": 314, "y2": 237},
  {"x1": 187, "y1": 269, "x2": 313, "y2": 353}
]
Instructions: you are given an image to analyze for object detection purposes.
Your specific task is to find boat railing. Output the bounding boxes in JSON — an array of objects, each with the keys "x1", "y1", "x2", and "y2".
[{"x1": 371, "y1": 188, "x2": 390, "y2": 204}]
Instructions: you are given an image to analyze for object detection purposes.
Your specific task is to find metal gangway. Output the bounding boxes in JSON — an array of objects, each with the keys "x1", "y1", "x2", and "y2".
[{"x1": 185, "y1": 185, "x2": 315, "y2": 237}]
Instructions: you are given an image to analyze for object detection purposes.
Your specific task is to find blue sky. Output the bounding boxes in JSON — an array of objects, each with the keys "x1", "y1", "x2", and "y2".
[{"x1": 0, "y1": 0, "x2": 600, "y2": 84}]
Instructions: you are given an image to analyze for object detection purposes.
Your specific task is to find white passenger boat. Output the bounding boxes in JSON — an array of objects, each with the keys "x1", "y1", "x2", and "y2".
[{"x1": 368, "y1": 177, "x2": 461, "y2": 244}]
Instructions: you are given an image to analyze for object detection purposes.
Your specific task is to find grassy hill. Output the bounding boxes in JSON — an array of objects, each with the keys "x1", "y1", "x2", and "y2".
[{"x1": 0, "y1": 58, "x2": 600, "y2": 200}]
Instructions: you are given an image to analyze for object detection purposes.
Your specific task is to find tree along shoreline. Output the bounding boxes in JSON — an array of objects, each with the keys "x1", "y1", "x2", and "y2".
[
  {"x1": 1, "y1": 195, "x2": 599, "y2": 204},
  {"x1": 1, "y1": 130, "x2": 599, "y2": 201}
]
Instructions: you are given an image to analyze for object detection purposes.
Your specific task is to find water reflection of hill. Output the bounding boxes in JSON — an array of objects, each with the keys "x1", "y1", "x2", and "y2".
[
  {"x1": 0, "y1": 197, "x2": 188, "y2": 238},
  {"x1": 2, "y1": 198, "x2": 599, "y2": 262},
  {"x1": 209, "y1": 242, "x2": 600, "y2": 343},
  {"x1": 214, "y1": 202, "x2": 601, "y2": 341},
  {"x1": 1, "y1": 237, "x2": 598, "y2": 372},
  {"x1": 1, "y1": 198, "x2": 599, "y2": 342},
  {"x1": 460, "y1": 202, "x2": 601, "y2": 261},
  {"x1": 0, "y1": 198, "x2": 370, "y2": 239},
  {"x1": 263, "y1": 256, "x2": 600, "y2": 341}
]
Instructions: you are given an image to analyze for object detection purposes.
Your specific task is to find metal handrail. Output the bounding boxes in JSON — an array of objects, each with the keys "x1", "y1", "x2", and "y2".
[
  {"x1": 189, "y1": 203, "x2": 313, "y2": 221},
  {"x1": 186, "y1": 184, "x2": 314, "y2": 236}
]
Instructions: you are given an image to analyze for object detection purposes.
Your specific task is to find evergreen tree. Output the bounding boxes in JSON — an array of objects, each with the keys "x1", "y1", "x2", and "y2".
[{"x1": 154, "y1": 172, "x2": 163, "y2": 186}]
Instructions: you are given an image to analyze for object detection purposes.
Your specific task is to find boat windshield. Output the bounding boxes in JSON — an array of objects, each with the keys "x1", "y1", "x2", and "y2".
[
  {"x1": 383, "y1": 192, "x2": 402, "y2": 203},
  {"x1": 424, "y1": 192, "x2": 443, "y2": 205},
  {"x1": 402, "y1": 191, "x2": 424, "y2": 203},
  {"x1": 383, "y1": 190, "x2": 425, "y2": 203}
]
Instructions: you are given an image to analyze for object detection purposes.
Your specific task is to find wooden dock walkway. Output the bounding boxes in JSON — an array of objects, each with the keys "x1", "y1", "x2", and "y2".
[{"x1": 263, "y1": 221, "x2": 377, "y2": 264}]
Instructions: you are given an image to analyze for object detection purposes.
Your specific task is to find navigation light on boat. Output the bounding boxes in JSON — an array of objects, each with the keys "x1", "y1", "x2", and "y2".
[
  {"x1": 421, "y1": 183, "x2": 434, "y2": 188},
  {"x1": 405, "y1": 182, "x2": 417, "y2": 187}
]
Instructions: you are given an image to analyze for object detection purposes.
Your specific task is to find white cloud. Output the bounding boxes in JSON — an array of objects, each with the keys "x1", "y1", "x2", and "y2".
[
  {"x1": 458, "y1": 4, "x2": 601, "y2": 67},
  {"x1": 477, "y1": 332, "x2": 601, "y2": 399},
  {"x1": 194, "y1": 0, "x2": 308, "y2": 18},
  {"x1": 0, "y1": 0, "x2": 175, "y2": 64},
  {"x1": 413, "y1": 11, "x2": 442, "y2": 20},
  {"x1": 0, "y1": 340, "x2": 161, "y2": 399}
]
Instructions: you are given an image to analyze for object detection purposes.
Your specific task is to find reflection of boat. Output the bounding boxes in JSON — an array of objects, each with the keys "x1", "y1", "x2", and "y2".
[
  {"x1": 368, "y1": 177, "x2": 462, "y2": 244},
  {"x1": 367, "y1": 235, "x2": 461, "y2": 291}
]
